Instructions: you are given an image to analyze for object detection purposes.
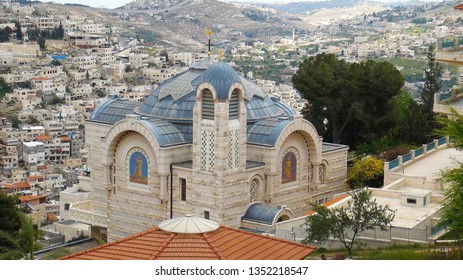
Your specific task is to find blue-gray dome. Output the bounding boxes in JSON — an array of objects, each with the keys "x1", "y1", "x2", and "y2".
[
  {"x1": 135, "y1": 61, "x2": 290, "y2": 123},
  {"x1": 196, "y1": 62, "x2": 242, "y2": 101}
]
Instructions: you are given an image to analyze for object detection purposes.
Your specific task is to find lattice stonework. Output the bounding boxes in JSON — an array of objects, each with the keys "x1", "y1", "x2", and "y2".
[
  {"x1": 250, "y1": 179, "x2": 258, "y2": 202},
  {"x1": 228, "y1": 129, "x2": 240, "y2": 170},
  {"x1": 201, "y1": 130, "x2": 215, "y2": 172},
  {"x1": 318, "y1": 165, "x2": 325, "y2": 182}
]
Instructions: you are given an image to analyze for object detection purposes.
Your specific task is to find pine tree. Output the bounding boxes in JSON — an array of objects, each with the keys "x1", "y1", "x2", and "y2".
[{"x1": 421, "y1": 45, "x2": 442, "y2": 114}]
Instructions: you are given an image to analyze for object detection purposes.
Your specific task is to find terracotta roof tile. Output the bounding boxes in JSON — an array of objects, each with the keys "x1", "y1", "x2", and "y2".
[
  {"x1": 455, "y1": 3, "x2": 463, "y2": 10},
  {"x1": 12, "y1": 181, "x2": 31, "y2": 189},
  {"x1": 19, "y1": 195, "x2": 44, "y2": 202},
  {"x1": 36, "y1": 134, "x2": 51, "y2": 141},
  {"x1": 302, "y1": 194, "x2": 350, "y2": 216},
  {"x1": 61, "y1": 225, "x2": 315, "y2": 260},
  {"x1": 27, "y1": 175, "x2": 44, "y2": 181}
]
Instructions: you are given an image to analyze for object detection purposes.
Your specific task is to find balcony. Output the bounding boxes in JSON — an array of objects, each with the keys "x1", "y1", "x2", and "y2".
[
  {"x1": 433, "y1": 92, "x2": 463, "y2": 117},
  {"x1": 436, "y1": 38, "x2": 463, "y2": 65},
  {"x1": 69, "y1": 200, "x2": 107, "y2": 227}
]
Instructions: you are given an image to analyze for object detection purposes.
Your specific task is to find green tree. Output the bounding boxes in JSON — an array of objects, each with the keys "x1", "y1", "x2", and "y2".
[
  {"x1": 0, "y1": 77, "x2": 12, "y2": 98},
  {"x1": 421, "y1": 45, "x2": 442, "y2": 114},
  {"x1": 26, "y1": 115, "x2": 40, "y2": 125},
  {"x1": 0, "y1": 26, "x2": 12, "y2": 42},
  {"x1": 15, "y1": 22, "x2": 23, "y2": 40},
  {"x1": 0, "y1": 212, "x2": 42, "y2": 260},
  {"x1": 0, "y1": 192, "x2": 20, "y2": 234},
  {"x1": 437, "y1": 109, "x2": 463, "y2": 258},
  {"x1": 37, "y1": 36, "x2": 46, "y2": 50},
  {"x1": 302, "y1": 189, "x2": 395, "y2": 258},
  {"x1": 51, "y1": 60, "x2": 61, "y2": 66},
  {"x1": 391, "y1": 91, "x2": 437, "y2": 145},
  {"x1": 293, "y1": 53, "x2": 404, "y2": 147}
]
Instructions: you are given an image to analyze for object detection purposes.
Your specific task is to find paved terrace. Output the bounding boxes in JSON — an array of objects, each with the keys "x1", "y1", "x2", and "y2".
[{"x1": 401, "y1": 148, "x2": 463, "y2": 181}]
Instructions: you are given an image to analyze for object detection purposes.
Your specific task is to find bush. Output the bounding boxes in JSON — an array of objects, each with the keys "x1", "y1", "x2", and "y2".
[
  {"x1": 348, "y1": 156, "x2": 384, "y2": 188},
  {"x1": 380, "y1": 146, "x2": 410, "y2": 161}
]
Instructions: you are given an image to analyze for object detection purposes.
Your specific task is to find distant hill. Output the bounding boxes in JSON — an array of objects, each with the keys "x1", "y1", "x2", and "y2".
[
  {"x1": 260, "y1": 0, "x2": 361, "y2": 14},
  {"x1": 11, "y1": 0, "x2": 42, "y2": 4}
]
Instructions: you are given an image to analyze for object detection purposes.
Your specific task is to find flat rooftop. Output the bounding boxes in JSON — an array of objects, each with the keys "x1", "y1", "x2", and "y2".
[
  {"x1": 372, "y1": 195, "x2": 440, "y2": 228},
  {"x1": 402, "y1": 148, "x2": 463, "y2": 181}
]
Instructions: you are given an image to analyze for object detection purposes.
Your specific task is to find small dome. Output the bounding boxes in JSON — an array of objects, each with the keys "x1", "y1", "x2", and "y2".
[
  {"x1": 158, "y1": 214, "x2": 220, "y2": 234},
  {"x1": 197, "y1": 62, "x2": 242, "y2": 100}
]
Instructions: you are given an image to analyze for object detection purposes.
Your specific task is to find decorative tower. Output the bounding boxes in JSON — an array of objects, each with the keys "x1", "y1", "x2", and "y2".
[{"x1": 192, "y1": 62, "x2": 247, "y2": 226}]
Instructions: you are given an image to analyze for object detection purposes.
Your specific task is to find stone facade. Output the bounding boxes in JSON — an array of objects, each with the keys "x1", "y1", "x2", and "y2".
[{"x1": 79, "y1": 61, "x2": 349, "y2": 241}]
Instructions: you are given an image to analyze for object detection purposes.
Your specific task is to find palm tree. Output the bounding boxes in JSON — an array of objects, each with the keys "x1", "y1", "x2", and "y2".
[{"x1": 0, "y1": 212, "x2": 41, "y2": 260}]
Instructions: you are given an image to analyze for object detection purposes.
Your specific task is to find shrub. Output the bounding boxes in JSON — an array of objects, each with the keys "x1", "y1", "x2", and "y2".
[{"x1": 348, "y1": 156, "x2": 384, "y2": 188}]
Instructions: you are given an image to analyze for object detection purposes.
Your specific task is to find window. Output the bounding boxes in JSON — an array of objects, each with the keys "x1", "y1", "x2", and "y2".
[
  {"x1": 180, "y1": 178, "x2": 186, "y2": 201},
  {"x1": 229, "y1": 91, "x2": 239, "y2": 120},
  {"x1": 407, "y1": 198, "x2": 416, "y2": 204},
  {"x1": 64, "y1": 203, "x2": 70, "y2": 211},
  {"x1": 202, "y1": 90, "x2": 214, "y2": 120},
  {"x1": 204, "y1": 211, "x2": 210, "y2": 220},
  {"x1": 250, "y1": 179, "x2": 258, "y2": 202}
]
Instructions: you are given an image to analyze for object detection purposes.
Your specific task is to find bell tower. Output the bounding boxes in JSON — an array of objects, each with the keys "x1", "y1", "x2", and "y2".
[{"x1": 192, "y1": 62, "x2": 248, "y2": 226}]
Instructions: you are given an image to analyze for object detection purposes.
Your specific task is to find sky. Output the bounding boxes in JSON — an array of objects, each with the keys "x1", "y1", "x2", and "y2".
[{"x1": 48, "y1": 0, "x2": 439, "y2": 10}]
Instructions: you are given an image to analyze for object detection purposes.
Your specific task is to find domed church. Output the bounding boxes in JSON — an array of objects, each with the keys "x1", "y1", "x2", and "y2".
[{"x1": 80, "y1": 59, "x2": 348, "y2": 241}]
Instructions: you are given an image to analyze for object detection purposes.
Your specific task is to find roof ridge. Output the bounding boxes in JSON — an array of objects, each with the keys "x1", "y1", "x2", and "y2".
[
  {"x1": 60, "y1": 227, "x2": 161, "y2": 260},
  {"x1": 149, "y1": 232, "x2": 176, "y2": 260},
  {"x1": 202, "y1": 233, "x2": 225, "y2": 260},
  {"x1": 218, "y1": 225, "x2": 316, "y2": 250}
]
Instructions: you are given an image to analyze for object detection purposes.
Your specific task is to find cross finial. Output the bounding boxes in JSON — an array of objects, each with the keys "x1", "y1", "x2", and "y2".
[{"x1": 205, "y1": 28, "x2": 213, "y2": 57}]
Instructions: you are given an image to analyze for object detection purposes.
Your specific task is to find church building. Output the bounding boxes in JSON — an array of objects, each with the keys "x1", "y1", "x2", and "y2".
[{"x1": 71, "y1": 59, "x2": 348, "y2": 242}]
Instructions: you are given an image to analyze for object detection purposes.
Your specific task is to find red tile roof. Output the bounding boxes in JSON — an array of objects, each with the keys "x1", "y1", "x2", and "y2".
[
  {"x1": 12, "y1": 181, "x2": 31, "y2": 190},
  {"x1": 19, "y1": 195, "x2": 44, "y2": 202},
  {"x1": 31, "y1": 76, "x2": 51, "y2": 81},
  {"x1": 455, "y1": 3, "x2": 463, "y2": 10},
  {"x1": 27, "y1": 175, "x2": 44, "y2": 181},
  {"x1": 60, "y1": 225, "x2": 315, "y2": 260},
  {"x1": 36, "y1": 134, "x2": 51, "y2": 141},
  {"x1": 302, "y1": 194, "x2": 350, "y2": 217}
]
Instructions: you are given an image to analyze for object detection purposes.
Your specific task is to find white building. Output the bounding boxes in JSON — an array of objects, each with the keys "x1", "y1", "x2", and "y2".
[{"x1": 22, "y1": 141, "x2": 45, "y2": 171}]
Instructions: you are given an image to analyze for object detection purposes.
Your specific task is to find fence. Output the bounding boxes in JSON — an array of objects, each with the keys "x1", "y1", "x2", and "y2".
[
  {"x1": 385, "y1": 136, "x2": 449, "y2": 172},
  {"x1": 258, "y1": 225, "x2": 442, "y2": 245}
]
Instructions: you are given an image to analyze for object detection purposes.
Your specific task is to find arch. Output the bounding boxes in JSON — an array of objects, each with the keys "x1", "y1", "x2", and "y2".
[
  {"x1": 101, "y1": 117, "x2": 161, "y2": 171},
  {"x1": 274, "y1": 118, "x2": 322, "y2": 165},
  {"x1": 227, "y1": 83, "x2": 245, "y2": 100},
  {"x1": 201, "y1": 89, "x2": 214, "y2": 120},
  {"x1": 319, "y1": 159, "x2": 330, "y2": 182},
  {"x1": 247, "y1": 174, "x2": 265, "y2": 202},
  {"x1": 272, "y1": 207, "x2": 294, "y2": 225},
  {"x1": 196, "y1": 82, "x2": 218, "y2": 100}
]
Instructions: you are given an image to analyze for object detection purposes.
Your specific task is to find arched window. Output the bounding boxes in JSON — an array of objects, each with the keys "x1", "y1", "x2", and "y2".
[
  {"x1": 229, "y1": 90, "x2": 239, "y2": 120},
  {"x1": 202, "y1": 90, "x2": 214, "y2": 120}
]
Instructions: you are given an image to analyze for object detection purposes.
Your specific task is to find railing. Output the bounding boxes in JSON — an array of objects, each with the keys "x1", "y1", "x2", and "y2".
[
  {"x1": 427, "y1": 142, "x2": 435, "y2": 151},
  {"x1": 438, "y1": 137, "x2": 447, "y2": 146},
  {"x1": 69, "y1": 200, "x2": 107, "y2": 227},
  {"x1": 385, "y1": 136, "x2": 449, "y2": 172},
  {"x1": 402, "y1": 152, "x2": 412, "y2": 164},
  {"x1": 388, "y1": 158, "x2": 399, "y2": 170},
  {"x1": 439, "y1": 92, "x2": 452, "y2": 102},
  {"x1": 415, "y1": 147, "x2": 424, "y2": 157},
  {"x1": 259, "y1": 224, "x2": 444, "y2": 245}
]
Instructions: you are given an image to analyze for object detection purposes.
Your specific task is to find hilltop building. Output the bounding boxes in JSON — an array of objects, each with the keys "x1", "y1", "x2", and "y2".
[{"x1": 69, "y1": 59, "x2": 348, "y2": 242}]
